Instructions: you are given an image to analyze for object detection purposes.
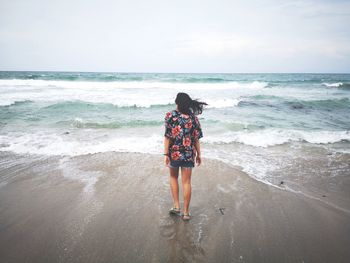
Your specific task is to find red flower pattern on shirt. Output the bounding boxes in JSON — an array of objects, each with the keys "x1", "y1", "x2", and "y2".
[
  {"x1": 183, "y1": 137, "x2": 191, "y2": 147},
  {"x1": 172, "y1": 145, "x2": 180, "y2": 151},
  {"x1": 171, "y1": 151, "x2": 181, "y2": 160},
  {"x1": 171, "y1": 125, "x2": 182, "y2": 137},
  {"x1": 165, "y1": 111, "x2": 172, "y2": 119},
  {"x1": 184, "y1": 120, "x2": 192, "y2": 129}
]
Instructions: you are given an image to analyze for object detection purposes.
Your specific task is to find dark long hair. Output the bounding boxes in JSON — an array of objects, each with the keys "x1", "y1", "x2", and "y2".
[{"x1": 175, "y1": 92, "x2": 207, "y2": 115}]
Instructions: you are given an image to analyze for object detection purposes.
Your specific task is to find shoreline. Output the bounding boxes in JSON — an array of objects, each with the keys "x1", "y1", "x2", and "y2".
[{"x1": 1, "y1": 151, "x2": 350, "y2": 262}]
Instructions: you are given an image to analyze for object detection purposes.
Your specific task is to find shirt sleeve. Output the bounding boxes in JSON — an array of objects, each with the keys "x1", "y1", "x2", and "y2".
[
  {"x1": 192, "y1": 116, "x2": 203, "y2": 140},
  {"x1": 164, "y1": 112, "x2": 173, "y2": 138}
]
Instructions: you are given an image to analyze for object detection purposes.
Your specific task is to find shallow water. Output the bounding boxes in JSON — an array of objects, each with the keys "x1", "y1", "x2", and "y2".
[{"x1": 0, "y1": 72, "x2": 349, "y2": 208}]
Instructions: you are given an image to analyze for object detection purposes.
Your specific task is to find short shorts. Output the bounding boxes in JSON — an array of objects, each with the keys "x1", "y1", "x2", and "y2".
[{"x1": 168, "y1": 160, "x2": 194, "y2": 169}]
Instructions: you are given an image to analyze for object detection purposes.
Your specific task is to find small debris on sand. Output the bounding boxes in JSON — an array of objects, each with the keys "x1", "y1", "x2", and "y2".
[{"x1": 219, "y1": 208, "x2": 225, "y2": 215}]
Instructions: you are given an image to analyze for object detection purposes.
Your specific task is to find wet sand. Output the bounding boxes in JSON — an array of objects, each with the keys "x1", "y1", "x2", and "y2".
[{"x1": 0, "y1": 151, "x2": 350, "y2": 263}]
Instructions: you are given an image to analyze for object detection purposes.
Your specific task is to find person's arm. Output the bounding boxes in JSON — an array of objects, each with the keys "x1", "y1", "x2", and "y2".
[
  {"x1": 164, "y1": 137, "x2": 170, "y2": 166},
  {"x1": 193, "y1": 115, "x2": 203, "y2": 166},
  {"x1": 194, "y1": 139, "x2": 201, "y2": 166}
]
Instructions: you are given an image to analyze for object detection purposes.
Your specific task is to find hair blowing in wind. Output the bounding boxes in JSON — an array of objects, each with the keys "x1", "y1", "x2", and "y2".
[{"x1": 175, "y1": 92, "x2": 208, "y2": 115}]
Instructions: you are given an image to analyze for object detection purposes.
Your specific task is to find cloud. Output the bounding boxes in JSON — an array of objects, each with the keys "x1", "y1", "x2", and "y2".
[
  {"x1": 274, "y1": 0, "x2": 350, "y2": 18},
  {"x1": 173, "y1": 36, "x2": 261, "y2": 57},
  {"x1": 0, "y1": 0, "x2": 349, "y2": 72}
]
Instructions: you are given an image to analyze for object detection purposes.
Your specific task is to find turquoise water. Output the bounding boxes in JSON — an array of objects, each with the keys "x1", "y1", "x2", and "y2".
[
  {"x1": 1, "y1": 72, "x2": 349, "y2": 133},
  {"x1": 0, "y1": 71, "x2": 349, "y2": 204}
]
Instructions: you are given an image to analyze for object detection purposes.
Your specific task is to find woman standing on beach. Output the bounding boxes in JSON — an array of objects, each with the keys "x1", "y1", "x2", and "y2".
[{"x1": 164, "y1": 92, "x2": 207, "y2": 221}]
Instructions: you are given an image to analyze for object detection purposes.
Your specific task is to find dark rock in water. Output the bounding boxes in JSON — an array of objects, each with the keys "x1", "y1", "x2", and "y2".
[
  {"x1": 327, "y1": 153, "x2": 332, "y2": 155},
  {"x1": 280, "y1": 181, "x2": 284, "y2": 185},
  {"x1": 219, "y1": 208, "x2": 225, "y2": 215},
  {"x1": 63, "y1": 132, "x2": 69, "y2": 135},
  {"x1": 322, "y1": 195, "x2": 326, "y2": 197}
]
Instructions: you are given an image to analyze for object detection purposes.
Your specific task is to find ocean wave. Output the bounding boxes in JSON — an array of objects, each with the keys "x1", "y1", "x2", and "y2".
[
  {"x1": 171, "y1": 77, "x2": 230, "y2": 83},
  {"x1": 0, "y1": 132, "x2": 163, "y2": 156},
  {"x1": 0, "y1": 72, "x2": 259, "y2": 83},
  {"x1": 0, "y1": 100, "x2": 34, "y2": 107},
  {"x1": 236, "y1": 95, "x2": 350, "y2": 111},
  {"x1": 284, "y1": 98, "x2": 350, "y2": 110},
  {"x1": 0, "y1": 97, "x2": 240, "y2": 109},
  {"x1": 203, "y1": 129, "x2": 350, "y2": 147},
  {"x1": 0, "y1": 79, "x2": 268, "y2": 107},
  {"x1": 205, "y1": 98, "x2": 241, "y2": 108},
  {"x1": 0, "y1": 72, "x2": 146, "y2": 82},
  {"x1": 0, "y1": 79, "x2": 268, "y2": 90},
  {"x1": 0, "y1": 98, "x2": 175, "y2": 108},
  {"x1": 249, "y1": 94, "x2": 283, "y2": 100},
  {"x1": 339, "y1": 83, "x2": 350, "y2": 89},
  {"x1": 323, "y1": 82, "x2": 343, "y2": 87},
  {"x1": 0, "y1": 72, "x2": 229, "y2": 83},
  {"x1": 4, "y1": 95, "x2": 340, "y2": 111},
  {"x1": 30, "y1": 97, "x2": 348, "y2": 112},
  {"x1": 57, "y1": 118, "x2": 163, "y2": 129},
  {"x1": 323, "y1": 82, "x2": 350, "y2": 89},
  {"x1": 1, "y1": 129, "x2": 349, "y2": 157}
]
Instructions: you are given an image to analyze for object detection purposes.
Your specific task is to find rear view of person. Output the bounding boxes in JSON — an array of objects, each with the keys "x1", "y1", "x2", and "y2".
[{"x1": 163, "y1": 92, "x2": 207, "y2": 220}]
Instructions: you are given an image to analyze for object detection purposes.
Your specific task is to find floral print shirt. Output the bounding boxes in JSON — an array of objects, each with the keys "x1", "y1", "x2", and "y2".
[{"x1": 164, "y1": 110, "x2": 203, "y2": 163}]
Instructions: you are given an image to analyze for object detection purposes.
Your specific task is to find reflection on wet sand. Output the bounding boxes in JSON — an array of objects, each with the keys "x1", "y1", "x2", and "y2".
[
  {"x1": 160, "y1": 212, "x2": 207, "y2": 262},
  {"x1": 1, "y1": 152, "x2": 350, "y2": 263}
]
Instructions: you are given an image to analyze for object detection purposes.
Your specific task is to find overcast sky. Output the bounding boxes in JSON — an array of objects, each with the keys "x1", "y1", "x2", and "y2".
[{"x1": 0, "y1": 0, "x2": 349, "y2": 73}]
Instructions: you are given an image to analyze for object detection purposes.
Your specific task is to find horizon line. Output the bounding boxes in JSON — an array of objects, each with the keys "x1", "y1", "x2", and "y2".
[{"x1": 0, "y1": 70, "x2": 350, "y2": 74}]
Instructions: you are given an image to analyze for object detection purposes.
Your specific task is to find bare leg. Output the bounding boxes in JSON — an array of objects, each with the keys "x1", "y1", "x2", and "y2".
[
  {"x1": 169, "y1": 167, "x2": 180, "y2": 209},
  {"x1": 181, "y1": 167, "x2": 192, "y2": 215}
]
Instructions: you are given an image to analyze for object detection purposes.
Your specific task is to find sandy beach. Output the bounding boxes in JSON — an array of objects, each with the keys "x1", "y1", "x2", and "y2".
[{"x1": 0, "y1": 151, "x2": 349, "y2": 263}]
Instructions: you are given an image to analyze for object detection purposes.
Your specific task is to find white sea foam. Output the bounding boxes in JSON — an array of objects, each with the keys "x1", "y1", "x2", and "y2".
[
  {"x1": 0, "y1": 79, "x2": 266, "y2": 108},
  {"x1": 59, "y1": 157, "x2": 104, "y2": 192},
  {"x1": 0, "y1": 87, "x2": 174, "y2": 107},
  {"x1": 322, "y1": 82, "x2": 343, "y2": 87},
  {"x1": 0, "y1": 79, "x2": 268, "y2": 91},
  {"x1": 0, "y1": 92, "x2": 243, "y2": 109},
  {"x1": 203, "y1": 129, "x2": 350, "y2": 147},
  {"x1": 1, "y1": 127, "x2": 349, "y2": 212},
  {"x1": 0, "y1": 131, "x2": 163, "y2": 156},
  {"x1": 205, "y1": 98, "x2": 241, "y2": 108},
  {"x1": 2, "y1": 78, "x2": 346, "y2": 108},
  {"x1": 1, "y1": 128, "x2": 348, "y2": 158}
]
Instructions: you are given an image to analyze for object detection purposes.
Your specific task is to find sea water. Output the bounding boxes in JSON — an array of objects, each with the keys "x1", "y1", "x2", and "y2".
[{"x1": 0, "y1": 72, "x2": 349, "y2": 207}]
